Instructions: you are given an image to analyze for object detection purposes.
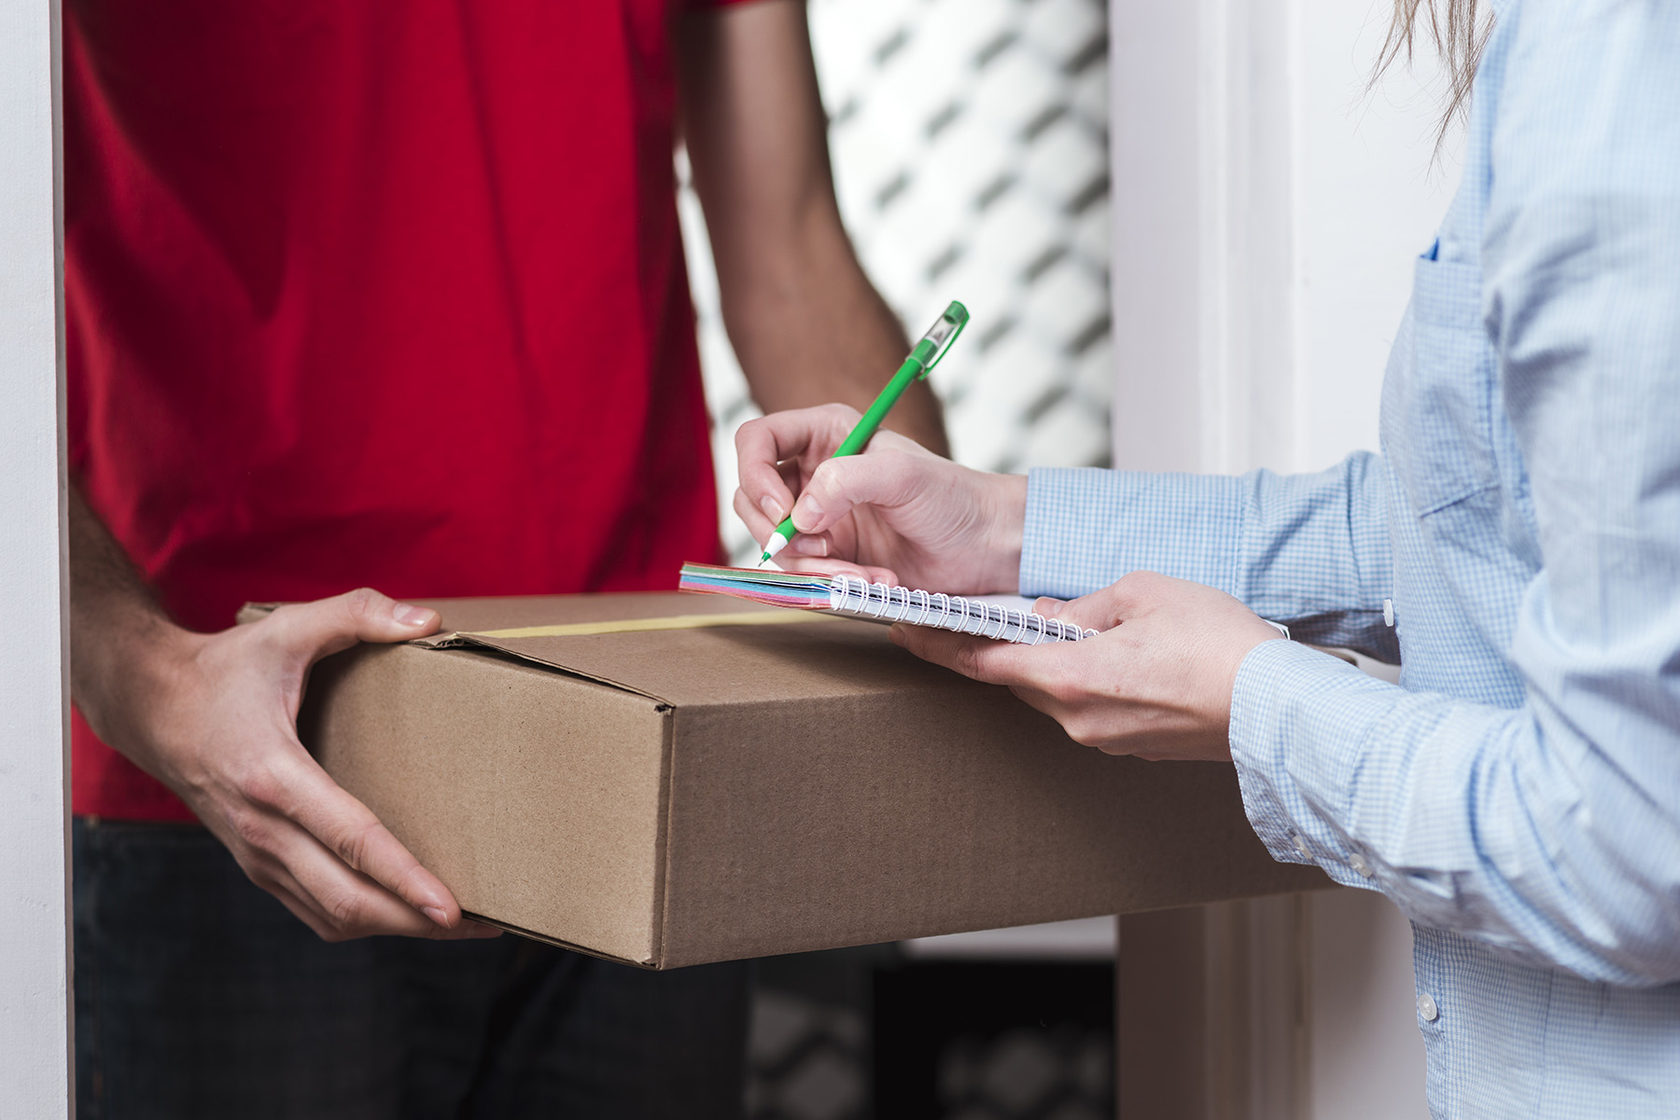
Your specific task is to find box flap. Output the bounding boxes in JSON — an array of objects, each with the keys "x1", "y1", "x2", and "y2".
[{"x1": 250, "y1": 593, "x2": 938, "y2": 708}]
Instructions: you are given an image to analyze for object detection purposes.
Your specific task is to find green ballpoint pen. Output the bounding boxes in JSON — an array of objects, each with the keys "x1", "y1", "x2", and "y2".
[{"x1": 758, "y1": 300, "x2": 969, "y2": 565}]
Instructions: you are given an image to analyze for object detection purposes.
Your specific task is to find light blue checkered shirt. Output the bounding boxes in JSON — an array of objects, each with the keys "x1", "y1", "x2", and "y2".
[{"x1": 1020, "y1": 1, "x2": 1680, "y2": 1115}]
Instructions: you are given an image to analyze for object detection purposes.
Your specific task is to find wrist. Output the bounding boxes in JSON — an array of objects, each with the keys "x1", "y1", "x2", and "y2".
[
  {"x1": 1220, "y1": 627, "x2": 1289, "y2": 729},
  {"x1": 981, "y1": 473, "x2": 1028, "y2": 592},
  {"x1": 75, "y1": 610, "x2": 204, "y2": 754}
]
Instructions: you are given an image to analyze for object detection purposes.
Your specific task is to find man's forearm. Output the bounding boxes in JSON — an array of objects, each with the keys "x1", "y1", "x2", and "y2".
[
  {"x1": 68, "y1": 483, "x2": 189, "y2": 743},
  {"x1": 721, "y1": 229, "x2": 950, "y2": 456},
  {"x1": 676, "y1": 0, "x2": 947, "y2": 455}
]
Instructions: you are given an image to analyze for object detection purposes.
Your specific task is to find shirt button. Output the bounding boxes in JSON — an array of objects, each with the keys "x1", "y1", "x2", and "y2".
[
  {"x1": 1383, "y1": 598, "x2": 1395, "y2": 627},
  {"x1": 1417, "y1": 993, "x2": 1439, "y2": 1022},
  {"x1": 1292, "y1": 834, "x2": 1311, "y2": 857},
  {"x1": 1349, "y1": 852, "x2": 1373, "y2": 877}
]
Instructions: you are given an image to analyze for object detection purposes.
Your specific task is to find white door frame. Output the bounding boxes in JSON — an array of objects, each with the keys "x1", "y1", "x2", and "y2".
[
  {"x1": 1110, "y1": 2, "x2": 1305, "y2": 1112},
  {"x1": 0, "y1": 0, "x2": 73, "y2": 1115},
  {"x1": 1109, "y1": 0, "x2": 1451, "y2": 1114},
  {"x1": 1109, "y1": 0, "x2": 1300, "y2": 477}
]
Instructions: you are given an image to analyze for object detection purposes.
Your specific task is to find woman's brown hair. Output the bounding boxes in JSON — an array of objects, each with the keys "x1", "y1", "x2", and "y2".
[{"x1": 1377, "y1": 0, "x2": 1493, "y2": 142}]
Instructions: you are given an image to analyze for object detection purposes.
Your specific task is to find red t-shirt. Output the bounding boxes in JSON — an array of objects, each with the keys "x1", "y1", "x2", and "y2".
[{"x1": 66, "y1": 0, "x2": 745, "y2": 821}]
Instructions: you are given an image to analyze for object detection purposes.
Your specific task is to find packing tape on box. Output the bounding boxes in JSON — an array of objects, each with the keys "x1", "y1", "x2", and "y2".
[{"x1": 471, "y1": 611, "x2": 836, "y2": 640}]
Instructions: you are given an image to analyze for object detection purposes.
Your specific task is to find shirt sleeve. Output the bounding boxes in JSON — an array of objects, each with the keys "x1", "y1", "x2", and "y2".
[
  {"x1": 1228, "y1": 0, "x2": 1680, "y2": 987},
  {"x1": 1020, "y1": 454, "x2": 1398, "y2": 659}
]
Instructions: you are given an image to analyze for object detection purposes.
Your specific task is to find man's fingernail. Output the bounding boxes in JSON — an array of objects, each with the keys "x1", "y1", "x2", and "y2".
[
  {"x1": 422, "y1": 905, "x2": 450, "y2": 926},
  {"x1": 394, "y1": 603, "x2": 433, "y2": 626},
  {"x1": 760, "y1": 495, "x2": 786, "y2": 523}
]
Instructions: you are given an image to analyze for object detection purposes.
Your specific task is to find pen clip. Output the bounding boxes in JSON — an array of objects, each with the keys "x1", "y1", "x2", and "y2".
[{"x1": 911, "y1": 300, "x2": 969, "y2": 380}]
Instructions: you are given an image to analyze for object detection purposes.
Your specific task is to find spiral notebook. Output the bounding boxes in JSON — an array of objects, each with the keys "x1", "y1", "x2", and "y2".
[{"x1": 677, "y1": 563, "x2": 1096, "y2": 645}]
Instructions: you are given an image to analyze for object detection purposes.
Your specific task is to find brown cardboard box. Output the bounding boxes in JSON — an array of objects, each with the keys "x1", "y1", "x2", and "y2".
[{"x1": 259, "y1": 592, "x2": 1323, "y2": 968}]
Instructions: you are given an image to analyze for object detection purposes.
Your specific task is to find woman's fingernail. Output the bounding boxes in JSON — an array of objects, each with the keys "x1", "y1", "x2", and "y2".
[
  {"x1": 394, "y1": 603, "x2": 434, "y2": 626},
  {"x1": 794, "y1": 495, "x2": 823, "y2": 529},
  {"x1": 760, "y1": 495, "x2": 786, "y2": 523},
  {"x1": 422, "y1": 905, "x2": 450, "y2": 926},
  {"x1": 791, "y1": 535, "x2": 829, "y2": 557}
]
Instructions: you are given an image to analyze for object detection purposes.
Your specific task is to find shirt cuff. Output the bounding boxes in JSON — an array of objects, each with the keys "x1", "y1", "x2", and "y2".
[
  {"x1": 1228, "y1": 637, "x2": 1388, "y2": 890},
  {"x1": 1019, "y1": 467, "x2": 1246, "y2": 599}
]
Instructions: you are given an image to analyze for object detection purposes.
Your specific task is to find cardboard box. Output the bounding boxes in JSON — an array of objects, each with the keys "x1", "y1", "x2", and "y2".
[{"x1": 260, "y1": 593, "x2": 1323, "y2": 968}]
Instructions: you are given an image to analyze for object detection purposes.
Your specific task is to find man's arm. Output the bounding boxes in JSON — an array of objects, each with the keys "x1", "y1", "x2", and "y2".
[
  {"x1": 675, "y1": 0, "x2": 948, "y2": 455},
  {"x1": 68, "y1": 483, "x2": 493, "y2": 942}
]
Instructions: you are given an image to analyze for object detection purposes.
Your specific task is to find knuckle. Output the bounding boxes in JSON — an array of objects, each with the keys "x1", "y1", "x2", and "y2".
[
  {"x1": 229, "y1": 808, "x2": 274, "y2": 853},
  {"x1": 333, "y1": 818, "x2": 381, "y2": 871},
  {"x1": 1130, "y1": 570, "x2": 1167, "y2": 594},
  {"x1": 343, "y1": 586, "x2": 381, "y2": 621},
  {"x1": 1063, "y1": 717, "x2": 1099, "y2": 748},
  {"x1": 238, "y1": 759, "x2": 288, "y2": 812},
  {"x1": 260, "y1": 602, "x2": 301, "y2": 640},
  {"x1": 810, "y1": 459, "x2": 848, "y2": 501},
  {"x1": 322, "y1": 889, "x2": 366, "y2": 935},
  {"x1": 237, "y1": 857, "x2": 279, "y2": 894},
  {"x1": 733, "y1": 418, "x2": 763, "y2": 453}
]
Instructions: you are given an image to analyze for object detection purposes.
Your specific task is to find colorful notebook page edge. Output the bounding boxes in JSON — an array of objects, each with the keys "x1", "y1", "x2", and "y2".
[
  {"x1": 677, "y1": 565, "x2": 833, "y2": 610},
  {"x1": 678, "y1": 562, "x2": 827, "y2": 588}
]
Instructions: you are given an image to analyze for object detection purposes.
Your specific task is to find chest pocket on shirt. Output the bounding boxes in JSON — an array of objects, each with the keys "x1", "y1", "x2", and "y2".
[{"x1": 1383, "y1": 252, "x2": 1500, "y2": 515}]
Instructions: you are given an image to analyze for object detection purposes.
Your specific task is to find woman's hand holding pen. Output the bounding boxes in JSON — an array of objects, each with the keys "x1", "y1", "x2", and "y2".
[
  {"x1": 733, "y1": 403, "x2": 1025, "y2": 594},
  {"x1": 734, "y1": 405, "x2": 1285, "y2": 761}
]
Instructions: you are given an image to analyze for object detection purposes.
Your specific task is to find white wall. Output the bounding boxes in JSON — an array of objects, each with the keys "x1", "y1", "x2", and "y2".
[
  {"x1": 1290, "y1": 3, "x2": 1462, "y2": 469},
  {"x1": 0, "y1": 0, "x2": 72, "y2": 1117},
  {"x1": 1111, "y1": 0, "x2": 1464, "y2": 1115}
]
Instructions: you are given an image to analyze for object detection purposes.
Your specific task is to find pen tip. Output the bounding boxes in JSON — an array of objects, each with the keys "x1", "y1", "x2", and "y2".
[{"x1": 758, "y1": 533, "x2": 790, "y2": 567}]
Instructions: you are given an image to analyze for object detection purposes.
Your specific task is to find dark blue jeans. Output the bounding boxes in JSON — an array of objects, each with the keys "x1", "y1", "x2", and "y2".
[{"x1": 73, "y1": 818, "x2": 749, "y2": 1119}]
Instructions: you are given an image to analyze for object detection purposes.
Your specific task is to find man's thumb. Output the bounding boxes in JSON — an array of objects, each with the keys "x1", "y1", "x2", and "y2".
[{"x1": 266, "y1": 587, "x2": 440, "y2": 660}]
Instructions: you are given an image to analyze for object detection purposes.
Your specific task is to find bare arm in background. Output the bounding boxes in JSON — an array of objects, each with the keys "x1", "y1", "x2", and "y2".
[
  {"x1": 676, "y1": 0, "x2": 949, "y2": 459},
  {"x1": 69, "y1": 483, "x2": 496, "y2": 942}
]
